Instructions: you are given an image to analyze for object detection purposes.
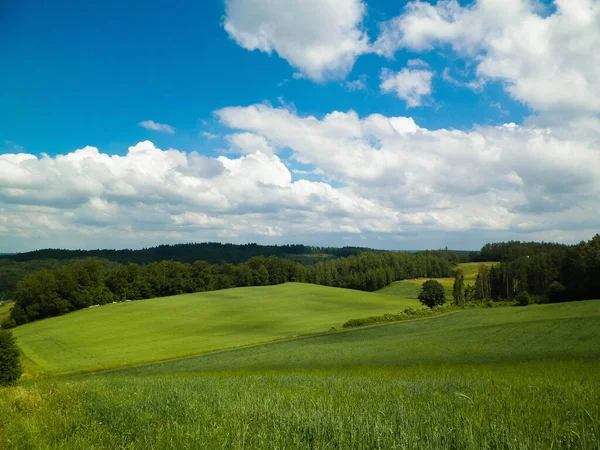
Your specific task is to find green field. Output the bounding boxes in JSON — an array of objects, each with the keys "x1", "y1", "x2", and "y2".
[
  {"x1": 377, "y1": 262, "x2": 496, "y2": 300},
  {"x1": 1, "y1": 362, "x2": 597, "y2": 449},
  {"x1": 1, "y1": 300, "x2": 599, "y2": 449},
  {"x1": 13, "y1": 283, "x2": 420, "y2": 375},
  {"x1": 112, "y1": 300, "x2": 600, "y2": 375}
]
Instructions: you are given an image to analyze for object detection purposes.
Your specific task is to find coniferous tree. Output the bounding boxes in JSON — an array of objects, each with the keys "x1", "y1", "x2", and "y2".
[{"x1": 452, "y1": 269, "x2": 465, "y2": 305}]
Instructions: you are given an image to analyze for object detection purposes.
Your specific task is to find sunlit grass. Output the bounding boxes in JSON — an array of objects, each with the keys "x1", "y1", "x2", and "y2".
[
  {"x1": 1, "y1": 361, "x2": 598, "y2": 449},
  {"x1": 13, "y1": 283, "x2": 419, "y2": 375}
]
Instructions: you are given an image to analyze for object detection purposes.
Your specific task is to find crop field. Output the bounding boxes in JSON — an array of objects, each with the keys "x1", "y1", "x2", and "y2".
[
  {"x1": 13, "y1": 283, "x2": 420, "y2": 375},
  {"x1": 377, "y1": 262, "x2": 496, "y2": 300},
  {"x1": 1, "y1": 300, "x2": 599, "y2": 449}
]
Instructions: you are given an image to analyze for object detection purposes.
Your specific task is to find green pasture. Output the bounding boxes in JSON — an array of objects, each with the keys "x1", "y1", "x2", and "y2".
[
  {"x1": 3, "y1": 275, "x2": 599, "y2": 449},
  {"x1": 2, "y1": 299, "x2": 599, "y2": 449},
  {"x1": 114, "y1": 300, "x2": 600, "y2": 376},
  {"x1": 13, "y1": 283, "x2": 419, "y2": 375}
]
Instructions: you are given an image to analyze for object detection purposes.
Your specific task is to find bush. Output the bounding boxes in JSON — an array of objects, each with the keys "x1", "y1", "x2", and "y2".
[
  {"x1": 0, "y1": 329, "x2": 22, "y2": 385},
  {"x1": 9, "y1": 305, "x2": 28, "y2": 326},
  {"x1": 515, "y1": 291, "x2": 531, "y2": 306},
  {"x1": 418, "y1": 280, "x2": 446, "y2": 308},
  {"x1": 1, "y1": 316, "x2": 17, "y2": 329}
]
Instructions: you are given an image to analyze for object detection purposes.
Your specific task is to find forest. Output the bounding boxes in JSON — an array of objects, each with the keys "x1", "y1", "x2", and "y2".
[
  {"x1": 0, "y1": 243, "x2": 378, "y2": 265},
  {"x1": 5, "y1": 251, "x2": 454, "y2": 327},
  {"x1": 0, "y1": 244, "x2": 377, "y2": 299},
  {"x1": 455, "y1": 235, "x2": 600, "y2": 304}
]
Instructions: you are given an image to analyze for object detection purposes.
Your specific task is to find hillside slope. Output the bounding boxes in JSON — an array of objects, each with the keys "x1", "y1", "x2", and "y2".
[
  {"x1": 14, "y1": 283, "x2": 419, "y2": 375},
  {"x1": 114, "y1": 300, "x2": 600, "y2": 376}
]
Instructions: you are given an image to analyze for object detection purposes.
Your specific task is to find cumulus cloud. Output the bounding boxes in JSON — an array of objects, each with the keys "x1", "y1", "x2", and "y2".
[
  {"x1": 223, "y1": 0, "x2": 369, "y2": 82},
  {"x1": 2, "y1": 105, "x2": 600, "y2": 250},
  {"x1": 0, "y1": 139, "x2": 407, "y2": 249},
  {"x1": 216, "y1": 103, "x2": 600, "y2": 233},
  {"x1": 380, "y1": 68, "x2": 433, "y2": 107},
  {"x1": 373, "y1": 0, "x2": 600, "y2": 114},
  {"x1": 139, "y1": 120, "x2": 175, "y2": 134}
]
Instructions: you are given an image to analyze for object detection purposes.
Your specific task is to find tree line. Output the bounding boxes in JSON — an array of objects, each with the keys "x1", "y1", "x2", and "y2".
[
  {"x1": 453, "y1": 235, "x2": 600, "y2": 305},
  {"x1": 4, "y1": 251, "x2": 455, "y2": 327},
  {"x1": 0, "y1": 243, "x2": 476, "y2": 299},
  {"x1": 471, "y1": 240, "x2": 568, "y2": 262},
  {"x1": 0, "y1": 243, "x2": 379, "y2": 265},
  {"x1": 0, "y1": 244, "x2": 380, "y2": 299}
]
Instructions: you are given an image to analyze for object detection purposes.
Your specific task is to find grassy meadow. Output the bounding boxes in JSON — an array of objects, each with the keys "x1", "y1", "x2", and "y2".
[
  {"x1": 113, "y1": 299, "x2": 600, "y2": 375},
  {"x1": 1, "y1": 300, "x2": 599, "y2": 449},
  {"x1": 1, "y1": 362, "x2": 597, "y2": 449},
  {"x1": 13, "y1": 283, "x2": 420, "y2": 375}
]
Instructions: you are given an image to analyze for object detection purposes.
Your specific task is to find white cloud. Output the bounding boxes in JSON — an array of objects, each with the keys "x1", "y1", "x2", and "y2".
[
  {"x1": 407, "y1": 58, "x2": 430, "y2": 68},
  {"x1": 216, "y1": 103, "x2": 600, "y2": 234},
  {"x1": 227, "y1": 132, "x2": 274, "y2": 155},
  {"x1": 344, "y1": 76, "x2": 368, "y2": 91},
  {"x1": 0, "y1": 139, "x2": 408, "y2": 249},
  {"x1": 441, "y1": 67, "x2": 486, "y2": 92},
  {"x1": 202, "y1": 131, "x2": 219, "y2": 139},
  {"x1": 2, "y1": 106, "x2": 600, "y2": 251},
  {"x1": 380, "y1": 68, "x2": 433, "y2": 107},
  {"x1": 223, "y1": 0, "x2": 370, "y2": 82},
  {"x1": 373, "y1": 0, "x2": 600, "y2": 114},
  {"x1": 139, "y1": 120, "x2": 175, "y2": 134}
]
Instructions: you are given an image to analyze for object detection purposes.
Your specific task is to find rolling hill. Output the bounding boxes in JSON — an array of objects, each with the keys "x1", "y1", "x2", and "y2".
[
  {"x1": 112, "y1": 299, "x2": 600, "y2": 376},
  {"x1": 14, "y1": 283, "x2": 420, "y2": 375}
]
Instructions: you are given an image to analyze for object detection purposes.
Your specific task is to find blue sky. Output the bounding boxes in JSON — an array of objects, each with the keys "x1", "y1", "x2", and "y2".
[
  {"x1": 0, "y1": 0, "x2": 599, "y2": 252},
  {"x1": 0, "y1": 0, "x2": 529, "y2": 155}
]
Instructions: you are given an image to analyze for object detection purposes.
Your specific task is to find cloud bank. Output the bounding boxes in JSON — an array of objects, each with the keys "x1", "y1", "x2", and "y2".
[{"x1": 2, "y1": 105, "x2": 599, "y2": 250}]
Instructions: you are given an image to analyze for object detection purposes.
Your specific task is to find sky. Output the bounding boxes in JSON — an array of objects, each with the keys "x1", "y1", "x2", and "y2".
[{"x1": 0, "y1": 0, "x2": 599, "y2": 252}]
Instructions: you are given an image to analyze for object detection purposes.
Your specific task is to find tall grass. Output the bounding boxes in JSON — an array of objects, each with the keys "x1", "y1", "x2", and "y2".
[{"x1": 1, "y1": 361, "x2": 598, "y2": 449}]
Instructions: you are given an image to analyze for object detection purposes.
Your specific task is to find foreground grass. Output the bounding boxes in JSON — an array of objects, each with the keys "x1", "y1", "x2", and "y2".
[
  {"x1": 13, "y1": 283, "x2": 419, "y2": 375},
  {"x1": 1, "y1": 362, "x2": 598, "y2": 449},
  {"x1": 2, "y1": 300, "x2": 599, "y2": 449},
  {"x1": 115, "y1": 300, "x2": 600, "y2": 376}
]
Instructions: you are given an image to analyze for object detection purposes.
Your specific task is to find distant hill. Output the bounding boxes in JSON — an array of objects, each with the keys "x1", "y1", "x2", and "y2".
[{"x1": 0, "y1": 243, "x2": 378, "y2": 266}]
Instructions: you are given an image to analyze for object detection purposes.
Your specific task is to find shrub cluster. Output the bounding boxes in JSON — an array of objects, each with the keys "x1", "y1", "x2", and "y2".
[{"x1": 343, "y1": 306, "x2": 452, "y2": 328}]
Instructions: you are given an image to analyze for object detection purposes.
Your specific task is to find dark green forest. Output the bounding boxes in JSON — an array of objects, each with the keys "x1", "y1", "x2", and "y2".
[
  {"x1": 5, "y1": 251, "x2": 455, "y2": 327},
  {"x1": 0, "y1": 244, "x2": 372, "y2": 299},
  {"x1": 0, "y1": 244, "x2": 468, "y2": 299},
  {"x1": 0, "y1": 243, "x2": 377, "y2": 265},
  {"x1": 455, "y1": 235, "x2": 600, "y2": 305}
]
